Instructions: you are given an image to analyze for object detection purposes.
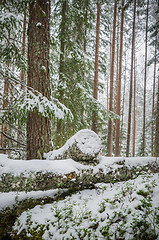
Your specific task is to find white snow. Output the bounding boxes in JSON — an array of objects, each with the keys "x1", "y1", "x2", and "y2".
[
  {"x1": 1, "y1": 153, "x2": 159, "y2": 239},
  {"x1": 44, "y1": 129, "x2": 102, "y2": 160},
  {"x1": 36, "y1": 22, "x2": 42, "y2": 27},
  {"x1": 0, "y1": 154, "x2": 158, "y2": 177},
  {"x1": 0, "y1": 189, "x2": 67, "y2": 210},
  {"x1": 0, "y1": 154, "x2": 87, "y2": 176},
  {"x1": 12, "y1": 173, "x2": 159, "y2": 239}
]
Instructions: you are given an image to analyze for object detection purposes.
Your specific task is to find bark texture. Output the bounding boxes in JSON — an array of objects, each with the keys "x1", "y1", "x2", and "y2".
[
  {"x1": 115, "y1": 0, "x2": 124, "y2": 156},
  {"x1": 92, "y1": 3, "x2": 100, "y2": 133},
  {"x1": 142, "y1": 0, "x2": 149, "y2": 156},
  {"x1": 126, "y1": 0, "x2": 136, "y2": 157},
  {"x1": 107, "y1": 0, "x2": 117, "y2": 156},
  {"x1": 27, "y1": 0, "x2": 51, "y2": 160},
  {"x1": 151, "y1": 39, "x2": 157, "y2": 156},
  {"x1": 155, "y1": 76, "x2": 159, "y2": 156}
]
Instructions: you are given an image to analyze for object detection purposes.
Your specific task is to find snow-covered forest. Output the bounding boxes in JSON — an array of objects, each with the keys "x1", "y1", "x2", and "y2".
[
  {"x1": 0, "y1": 0, "x2": 158, "y2": 158},
  {"x1": 0, "y1": 0, "x2": 159, "y2": 239}
]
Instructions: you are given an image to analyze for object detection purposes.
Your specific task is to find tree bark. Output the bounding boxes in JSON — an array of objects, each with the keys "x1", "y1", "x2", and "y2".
[
  {"x1": 142, "y1": 0, "x2": 149, "y2": 156},
  {"x1": 115, "y1": 0, "x2": 124, "y2": 156},
  {"x1": 21, "y1": 11, "x2": 26, "y2": 89},
  {"x1": 0, "y1": 32, "x2": 10, "y2": 153},
  {"x1": 155, "y1": 75, "x2": 159, "y2": 156},
  {"x1": 107, "y1": 0, "x2": 117, "y2": 156},
  {"x1": 56, "y1": 0, "x2": 68, "y2": 148},
  {"x1": 133, "y1": 52, "x2": 136, "y2": 157},
  {"x1": 126, "y1": 0, "x2": 136, "y2": 157},
  {"x1": 92, "y1": 3, "x2": 100, "y2": 133},
  {"x1": 151, "y1": 39, "x2": 157, "y2": 156},
  {"x1": 27, "y1": 0, "x2": 51, "y2": 160}
]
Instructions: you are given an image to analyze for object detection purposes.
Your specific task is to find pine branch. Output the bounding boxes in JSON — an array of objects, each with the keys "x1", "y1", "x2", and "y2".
[{"x1": 0, "y1": 131, "x2": 26, "y2": 146}]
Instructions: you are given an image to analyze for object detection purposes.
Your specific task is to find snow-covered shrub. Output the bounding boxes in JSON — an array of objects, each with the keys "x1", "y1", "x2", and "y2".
[{"x1": 11, "y1": 173, "x2": 159, "y2": 240}]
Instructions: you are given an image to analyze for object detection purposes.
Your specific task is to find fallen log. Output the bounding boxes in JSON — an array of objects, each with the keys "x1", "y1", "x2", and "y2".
[
  {"x1": 44, "y1": 129, "x2": 102, "y2": 164},
  {"x1": 0, "y1": 155, "x2": 159, "y2": 193}
]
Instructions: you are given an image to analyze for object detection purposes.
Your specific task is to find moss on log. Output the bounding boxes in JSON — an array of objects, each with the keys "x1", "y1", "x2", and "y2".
[{"x1": 1, "y1": 160, "x2": 159, "y2": 193}]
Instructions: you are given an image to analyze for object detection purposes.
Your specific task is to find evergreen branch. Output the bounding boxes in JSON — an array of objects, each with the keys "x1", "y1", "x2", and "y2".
[
  {"x1": 0, "y1": 131, "x2": 26, "y2": 146},
  {"x1": 0, "y1": 148, "x2": 25, "y2": 151}
]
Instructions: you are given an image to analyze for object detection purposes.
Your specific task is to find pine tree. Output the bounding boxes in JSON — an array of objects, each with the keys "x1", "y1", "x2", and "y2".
[
  {"x1": 142, "y1": 0, "x2": 149, "y2": 156},
  {"x1": 133, "y1": 51, "x2": 136, "y2": 157},
  {"x1": 151, "y1": 39, "x2": 157, "y2": 156},
  {"x1": 21, "y1": 11, "x2": 26, "y2": 89},
  {"x1": 126, "y1": 0, "x2": 136, "y2": 157},
  {"x1": 115, "y1": 0, "x2": 124, "y2": 156},
  {"x1": 107, "y1": 0, "x2": 117, "y2": 156},
  {"x1": 155, "y1": 75, "x2": 159, "y2": 156},
  {"x1": 27, "y1": 0, "x2": 51, "y2": 159},
  {"x1": 92, "y1": 3, "x2": 100, "y2": 133}
]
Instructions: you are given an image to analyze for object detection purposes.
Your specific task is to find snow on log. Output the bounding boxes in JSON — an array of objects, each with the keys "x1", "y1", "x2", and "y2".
[
  {"x1": 0, "y1": 154, "x2": 159, "y2": 193},
  {"x1": 44, "y1": 129, "x2": 102, "y2": 163}
]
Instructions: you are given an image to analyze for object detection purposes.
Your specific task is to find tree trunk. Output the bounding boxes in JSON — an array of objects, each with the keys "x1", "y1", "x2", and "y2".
[
  {"x1": 151, "y1": 39, "x2": 157, "y2": 156},
  {"x1": 155, "y1": 75, "x2": 159, "y2": 157},
  {"x1": 55, "y1": 0, "x2": 67, "y2": 148},
  {"x1": 126, "y1": 0, "x2": 136, "y2": 157},
  {"x1": 133, "y1": 52, "x2": 136, "y2": 157},
  {"x1": 107, "y1": 0, "x2": 117, "y2": 156},
  {"x1": 21, "y1": 11, "x2": 26, "y2": 89},
  {"x1": 92, "y1": 3, "x2": 100, "y2": 133},
  {"x1": 115, "y1": 0, "x2": 124, "y2": 156},
  {"x1": 120, "y1": 69, "x2": 126, "y2": 152},
  {"x1": 0, "y1": 73, "x2": 8, "y2": 152},
  {"x1": 27, "y1": 0, "x2": 51, "y2": 160},
  {"x1": 0, "y1": 32, "x2": 10, "y2": 153},
  {"x1": 142, "y1": 0, "x2": 149, "y2": 156}
]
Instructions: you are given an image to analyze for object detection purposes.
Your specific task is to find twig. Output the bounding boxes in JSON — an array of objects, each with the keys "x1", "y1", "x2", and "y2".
[
  {"x1": 0, "y1": 148, "x2": 25, "y2": 151},
  {"x1": 0, "y1": 131, "x2": 26, "y2": 146}
]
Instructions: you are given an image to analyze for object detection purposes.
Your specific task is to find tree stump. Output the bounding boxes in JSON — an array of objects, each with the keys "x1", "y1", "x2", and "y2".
[{"x1": 44, "y1": 129, "x2": 102, "y2": 164}]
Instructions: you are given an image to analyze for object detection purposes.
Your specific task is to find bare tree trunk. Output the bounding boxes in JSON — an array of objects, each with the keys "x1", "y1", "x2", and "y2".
[
  {"x1": 21, "y1": 11, "x2": 26, "y2": 89},
  {"x1": 56, "y1": 0, "x2": 67, "y2": 148},
  {"x1": 120, "y1": 41, "x2": 127, "y2": 152},
  {"x1": 126, "y1": 0, "x2": 136, "y2": 157},
  {"x1": 0, "y1": 72, "x2": 9, "y2": 152},
  {"x1": 115, "y1": 0, "x2": 124, "y2": 156},
  {"x1": 151, "y1": 39, "x2": 157, "y2": 156},
  {"x1": 155, "y1": 75, "x2": 159, "y2": 157},
  {"x1": 27, "y1": 0, "x2": 51, "y2": 160},
  {"x1": 0, "y1": 32, "x2": 10, "y2": 153},
  {"x1": 107, "y1": 0, "x2": 117, "y2": 156},
  {"x1": 142, "y1": 0, "x2": 149, "y2": 156},
  {"x1": 133, "y1": 52, "x2": 136, "y2": 157},
  {"x1": 92, "y1": 3, "x2": 100, "y2": 133}
]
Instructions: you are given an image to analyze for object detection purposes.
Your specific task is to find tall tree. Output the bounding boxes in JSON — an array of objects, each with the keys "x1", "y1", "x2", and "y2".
[
  {"x1": 132, "y1": 51, "x2": 136, "y2": 157},
  {"x1": 56, "y1": 0, "x2": 68, "y2": 148},
  {"x1": 21, "y1": 11, "x2": 26, "y2": 89},
  {"x1": 115, "y1": 0, "x2": 124, "y2": 156},
  {"x1": 155, "y1": 75, "x2": 159, "y2": 156},
  {"x1": 0, "y1": 31, "x2": 10, "y2": 153},
  {"x1": 27, "y1": 0, "x2": 51, "y2": 159},
  {"x1": 142, "y1": 0, "x2": 149, "y2": 156},
  {"x1": 107, "y1": 0, "x2": 117, "y2": 156},
  {"x1": 151, "y1": 39, "x2": 157, "y2": 156},
  {"x1": 126, "y1": 0, "x2": 136, "y2": 157},
  {"x1": 92, "y1": 2, "x2": 101, "y2": 133}
]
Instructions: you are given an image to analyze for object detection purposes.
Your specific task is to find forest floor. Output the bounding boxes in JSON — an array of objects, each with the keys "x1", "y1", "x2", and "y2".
[{"x1": 0, "y1": 154, "x2": 159, "y2": 239}]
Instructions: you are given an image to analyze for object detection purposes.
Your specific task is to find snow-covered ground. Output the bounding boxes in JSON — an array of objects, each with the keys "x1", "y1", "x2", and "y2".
[
  {"x1": 12, "y1": 173, "x2": 159, "y2": 239},
  {"x1": 0, "y1": 153, "x2": 159, "y2": 239}
]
